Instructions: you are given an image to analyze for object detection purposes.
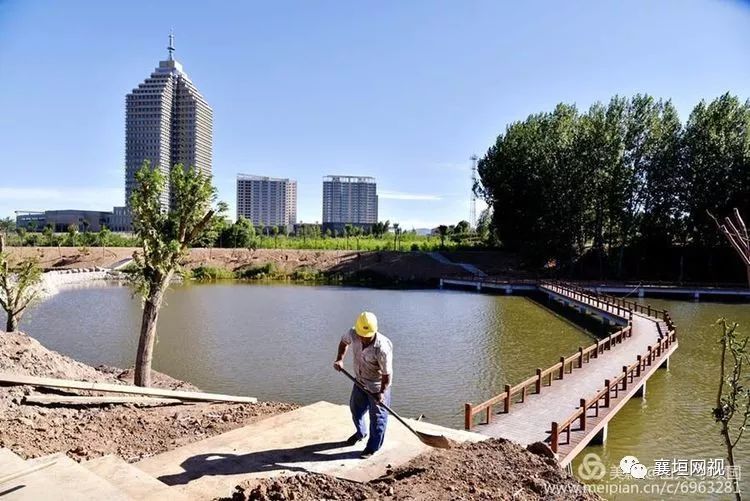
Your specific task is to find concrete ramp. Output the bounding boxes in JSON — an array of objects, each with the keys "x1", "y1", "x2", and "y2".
[{"x1": 136, "y1": 401, "x2": 484, "y2": 499}]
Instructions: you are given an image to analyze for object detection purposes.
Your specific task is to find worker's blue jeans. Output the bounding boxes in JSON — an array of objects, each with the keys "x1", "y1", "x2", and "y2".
[{"x1": 349, "y1": 383, "x2": 390, "y2": 453}]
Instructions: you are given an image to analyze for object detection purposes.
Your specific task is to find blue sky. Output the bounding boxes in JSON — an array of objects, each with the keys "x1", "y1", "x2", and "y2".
[{"x1": 1, "y1": 1, "x2": 749, "y2": 229}]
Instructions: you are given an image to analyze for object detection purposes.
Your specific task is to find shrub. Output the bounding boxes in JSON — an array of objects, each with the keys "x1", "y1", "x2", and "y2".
[
  {"x1": 290, "y1": 266, "x2": 325, "y2": 281},
  {"x1": 191, "y1": 265, "x2": 235, "y2": 280},
  {"x1": 236, "y1": 262, "x2": 280, "y2": 279}
]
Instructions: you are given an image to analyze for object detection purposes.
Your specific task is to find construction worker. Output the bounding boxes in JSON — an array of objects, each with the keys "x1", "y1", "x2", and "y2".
[{"x1": 333, "y1": 311, "x2": 393, "y2": 458}]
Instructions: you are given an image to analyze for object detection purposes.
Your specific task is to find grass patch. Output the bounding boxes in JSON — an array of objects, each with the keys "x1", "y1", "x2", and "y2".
[
  {"x1": 235, "y1": 262, "x2": 283, "y2": 279},
  {"x1": 191, "y1": 265, "x2": 235, "y2": 280}
]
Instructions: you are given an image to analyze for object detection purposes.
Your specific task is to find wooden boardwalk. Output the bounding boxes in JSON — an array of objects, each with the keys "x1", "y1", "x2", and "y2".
[{"x1": 463, "y1": 282, "x2": 677, "y2": 466}]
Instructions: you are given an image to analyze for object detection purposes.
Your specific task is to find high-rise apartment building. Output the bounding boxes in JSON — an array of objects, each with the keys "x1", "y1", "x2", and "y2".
[
  {"x1": 236, "y1": 174, "x2": 298, "y2": 228},
  {"x1": 322, "y1": 176, "x2": 378, "y2": 229},
  {"x1": 125, "y1": 35, "x2": 212, "y2": 209}
]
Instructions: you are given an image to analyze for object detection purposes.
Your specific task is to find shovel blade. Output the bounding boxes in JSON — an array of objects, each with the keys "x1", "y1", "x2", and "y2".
[{"x1": 417, "y1": 432, "x2": 455, "y2": 449}]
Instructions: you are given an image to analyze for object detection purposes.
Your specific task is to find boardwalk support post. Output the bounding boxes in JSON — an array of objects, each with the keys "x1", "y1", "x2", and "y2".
[
  {"x1": 622, "y1": 366, "x2": 629, "y2": 390},
  {"x1": 590, "y1": 423, "x2": 608, "y2": 445},
  {"x1": 536, "y1": 368, "x2": 542, "y2": 393},
  {"x1": 559, "y1": 357, "x2": 565, "y2": 379},
  {"x1": 660, "y1": 356, "x2": 670, "y2": 370},
  {"x1": 550, "y1": 422, "x2": 559, "y2": 453},
  {"x1": 504, "y1": 384, "x2": 511, "y2": 413},
  {"x1": 635, "y1": 381, "x2": 646, "y2": 398},
  {"x1": 464, "y1": 403, "x2": 472, "y2": 430},
  {"x1": 578, "y1": 347, "x2": 584, "y2": 368},
  {"x1": 579, "y1": 399, "x2": 587, "y2": 431},
  {"x1": 604, "y1": 379, "x2": 611, "y2": 408}
]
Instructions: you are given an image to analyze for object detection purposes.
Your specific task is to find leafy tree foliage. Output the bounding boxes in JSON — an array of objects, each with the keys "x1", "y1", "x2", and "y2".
[
  {"x1": 0, "y1": 236, "x2": 42, "y2": 332},
  {"x1": 477, "y1": 93, "x2": 750, "y2": 274}
]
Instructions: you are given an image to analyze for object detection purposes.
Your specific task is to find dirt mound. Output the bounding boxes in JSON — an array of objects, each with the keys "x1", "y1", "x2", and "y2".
[
  {"x1": 0, "y1": 331, "x2": 296, "y2": 462},
  {"x1": 224, "y1": 439, "x2": 599, "y2": 500}
]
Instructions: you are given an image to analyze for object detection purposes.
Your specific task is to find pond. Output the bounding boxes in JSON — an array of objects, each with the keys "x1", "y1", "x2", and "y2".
[{"x1": 21, "y1": 282, "x2": 592, "y2": 427}]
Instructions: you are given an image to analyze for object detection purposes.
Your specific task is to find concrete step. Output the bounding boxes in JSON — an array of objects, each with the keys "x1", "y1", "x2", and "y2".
[
  {"x1": 2, "y1": 453, "x2": 132, "y2": 500},
  {"x1": 136, "y1": 400, "x2": 484, "y2": 500},
  {"x1": 83, "y1": 455, "x2": 188, "y2": 501},
  {"x1": 0, "y1": 447, "x2": 26, "y2": 471}
]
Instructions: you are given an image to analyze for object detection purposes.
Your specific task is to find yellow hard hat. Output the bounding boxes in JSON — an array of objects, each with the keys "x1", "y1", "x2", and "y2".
[{"x1": 354, "y1": 311, "x2": 378, "y2": 338}]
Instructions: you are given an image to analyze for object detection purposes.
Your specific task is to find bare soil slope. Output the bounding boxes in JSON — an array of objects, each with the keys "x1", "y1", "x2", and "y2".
[
  {"x1": 0, "y1": 332, "x2": 295, "y2": 462},
  {"x1": 6, "y1": 247, "x2": 472, "y2": 282},
  {"x1": 224, "y1": 439, "x2": 598, "y2": 500}
]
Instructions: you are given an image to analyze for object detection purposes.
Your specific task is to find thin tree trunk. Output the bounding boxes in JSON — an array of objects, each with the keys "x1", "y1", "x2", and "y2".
[
  {"x1": 134, "y1": 274, "x2": 170, "y2": 387},
  {"x1": 6, "y1": 314, "x2": 17, "y2": 333},
  {"x1": 720, "y1": 422, "x2": 741, "y2": 501}
]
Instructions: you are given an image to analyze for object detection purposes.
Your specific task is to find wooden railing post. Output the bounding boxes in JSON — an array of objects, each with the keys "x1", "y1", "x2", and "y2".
[
  {"x1": 604, "y1": 379, "x2": 611, "y2": 407},
  {"x1": 504, "y1": 385, "x2": 512, "y2": 413},
  {"x1": 579, "y1": 399, "x2": 587, "y2": 430},
  {"x1": 578, "y1": 347, "x2": 584, "y2": 368},
  {"x1": 622, "y1": 366, "x2": 628, "y2": 390},
  {"x1": 559, "y1": 357, "x2": 565, "y2": 379},
  {"x1": 647, "y1": 346, "x2": 653, "y2": 365},
  {"x1": 464, "y1": 403, "x2": 473, "y2": 430},
  {"x1": 636, "y1": 355, "x2": 642, "y2": 377},
  {"x1": 536, "y1": 368, "x2": 542, "y2": 393},
  {"x1": 594, "y1": 339, "x2": 600, "y2": 358},
  {"x1": 647, "y1": 304, "x2": 651, "y2": 317},
  {"x1": 550, "y1": 422, "x2": 559, "y2": 453}
]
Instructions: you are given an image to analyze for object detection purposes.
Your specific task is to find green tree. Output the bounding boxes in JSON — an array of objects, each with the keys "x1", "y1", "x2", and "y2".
[
  {"x1": 42, "y1": 224, "x2": 54, "y2": 246},
  {"x1": 0, "y1": 218, "x2": 15, "y2": 243},
  {"x1": 128, "y1": 161, "x2": 220, "y2": 387},
  {"x1": 98, "y1": 225, "x2": 111, "y2": 256},
  {"x1": 454, "y1": 220, "x2": 471, "y2": 235},
  {"x1": 437, "y1": 225, "x2": 449, "y2": 249},
  {"x1": 0, "y1": 237, "x2": 42, "y2": 332},
  {"x1": 15, "y1": 227, "x2": 27, "y2": 246},
  {"x1": 344, "y1": 224, "x2": 353, "y2": 249},
  {"x1": 684, "y1": 94, "x2": 750, "y2": 247},
  {"x1": 66, "y1": 224, "x2": 79, "y2": 247}
]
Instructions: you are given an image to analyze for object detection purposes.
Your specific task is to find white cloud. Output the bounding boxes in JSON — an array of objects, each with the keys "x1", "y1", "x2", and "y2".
[
  {"x1": 379, "y1": 190, "x2": 442, "y2": 201},
  {"x1": 0, "y1": 187, "x2": 123, "y2": 218}
]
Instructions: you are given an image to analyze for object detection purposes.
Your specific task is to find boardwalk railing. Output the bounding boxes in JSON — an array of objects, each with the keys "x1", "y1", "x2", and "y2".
[
  {"x1": 544, "y1": 280, "x2": 676, "y2": 324},
  {"x1": 463, "y1": 280, "x2": 676, "y2": 431},
  {"x1": 549, "y1": 326, "x2": 677, "y2": 453},
  {"x1": 463, "y1": 324, "x2": 632, "y2": 430}
]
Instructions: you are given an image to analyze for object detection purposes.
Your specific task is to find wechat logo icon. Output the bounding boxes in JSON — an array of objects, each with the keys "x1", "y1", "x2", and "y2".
[{"x1": 620, "y1": 455, "x2": 647, "y2": 479}]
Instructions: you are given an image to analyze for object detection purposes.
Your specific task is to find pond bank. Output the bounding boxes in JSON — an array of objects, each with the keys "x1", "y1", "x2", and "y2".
[{"x1": 0, "y1": 331, "x2": 296, "y2": 462}]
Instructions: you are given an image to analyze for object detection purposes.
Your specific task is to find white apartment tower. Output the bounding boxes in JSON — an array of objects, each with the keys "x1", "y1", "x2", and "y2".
[
  {"x1": 322, "y1": 175, "x2": 378, "y2": 225},
  {"x1": 125, "y1": 35, "x2": 213, "y2": 208},
  {"x1": 236, "y1": 175, "x2": 298, "y2": 228}
]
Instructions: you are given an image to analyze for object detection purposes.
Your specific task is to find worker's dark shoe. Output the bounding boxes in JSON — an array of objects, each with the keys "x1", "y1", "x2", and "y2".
[
  {"x1": 346, "y1": 433, "x2": 366, "y2": 446},
  {"x1": 360, "y1": 449, "x2": 377, "y2": 459}
]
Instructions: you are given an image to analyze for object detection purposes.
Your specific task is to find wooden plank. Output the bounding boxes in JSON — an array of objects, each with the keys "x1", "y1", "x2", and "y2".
[
  {"x1": 0, "y1": 373, "x2": 257, "y2": 403},
  {"x1": 23, "y1": 395, "x2": 185, "y2": 406}
]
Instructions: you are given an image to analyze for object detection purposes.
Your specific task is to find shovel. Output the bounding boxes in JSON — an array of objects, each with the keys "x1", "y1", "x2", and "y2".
[{"x1": 339, "y1": 367, "x2": 454, "y2": 449}]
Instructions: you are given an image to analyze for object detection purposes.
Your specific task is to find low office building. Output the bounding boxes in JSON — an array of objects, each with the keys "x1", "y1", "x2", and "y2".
[{"x1": 16, "y1": 210, "x2": 112, "y2": 232}]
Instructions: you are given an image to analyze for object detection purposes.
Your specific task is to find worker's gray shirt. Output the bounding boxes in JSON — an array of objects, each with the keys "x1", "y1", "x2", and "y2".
[{"x1": 341, "y1": 329, "x2": 393, "y2": 393}]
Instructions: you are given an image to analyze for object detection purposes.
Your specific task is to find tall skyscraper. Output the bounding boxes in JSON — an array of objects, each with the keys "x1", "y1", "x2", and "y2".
[
  {"x1": 236, "y1": 174, "x2": 298, "y2": 228},
  {"x1": 322, "y1": 175, "x2": 378, "y2": 229},
  {"x1": 125, "y1": 34, "x2": 213, "y2": 208}
]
